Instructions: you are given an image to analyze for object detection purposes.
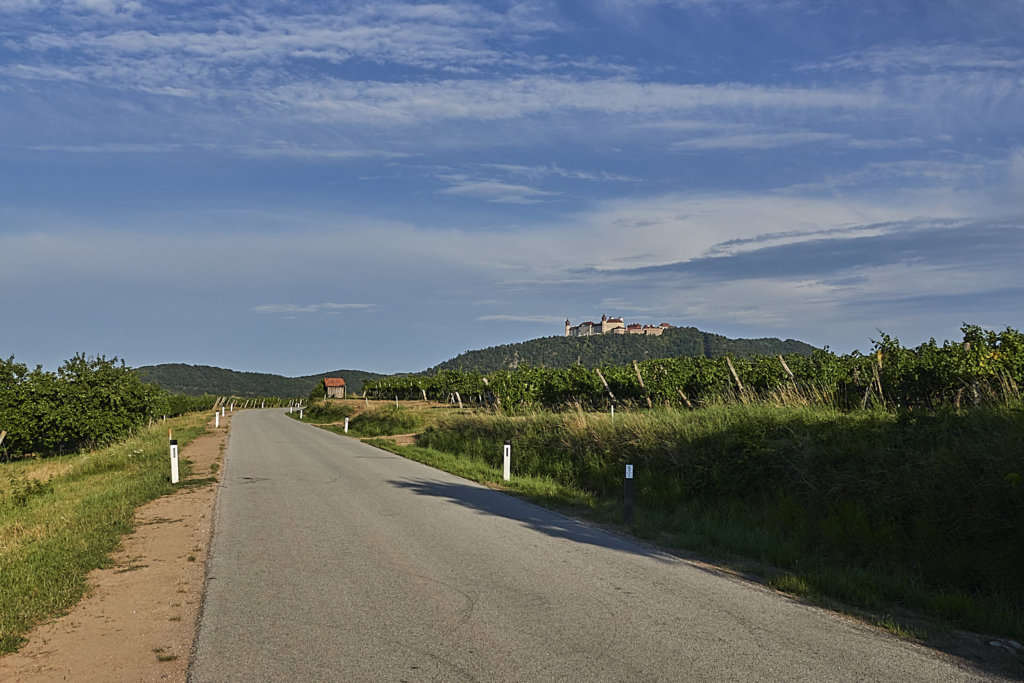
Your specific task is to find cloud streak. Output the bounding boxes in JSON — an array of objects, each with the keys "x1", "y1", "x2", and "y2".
[{"x1": 252, "y1": 303, "x2": 377, "y2": 315}]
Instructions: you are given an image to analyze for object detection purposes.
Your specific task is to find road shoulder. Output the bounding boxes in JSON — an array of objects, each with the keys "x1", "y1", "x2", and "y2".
[{"x1": 0, "y1": 413, "x2": 230, "y2": 682}]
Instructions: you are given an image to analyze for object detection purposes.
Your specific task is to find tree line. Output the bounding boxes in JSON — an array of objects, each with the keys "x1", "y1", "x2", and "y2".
[
  {"x1": 427, "y1": 326, "x2": 816, "y2": 374},
  {"x1": 0, "y1": 354, "x2": 218, "y2": 458}
]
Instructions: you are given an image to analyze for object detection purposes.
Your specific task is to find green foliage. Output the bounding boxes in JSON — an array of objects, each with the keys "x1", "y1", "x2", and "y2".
[
  {"x1": 428, "y1": 326, "x2": 816, "y2": 373},
  {"x1": 0, "y1": 353, "x2": 218, "y2": 458},
  {"x1": 365, "y1": 324, "x2": 1024, "y2": 413},
  {"x1": 4, "y1": 475, "x2": 51, "y2": 506},
  {"x1": 343, "y1": 406, "x2": 430, "y2": 437},
  {"x1": 298, "y1": 402, "x2": 355, "y2": 423}
]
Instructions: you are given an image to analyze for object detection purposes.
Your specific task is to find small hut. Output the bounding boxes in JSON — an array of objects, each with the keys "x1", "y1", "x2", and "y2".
[{"x1": 323, "y1": 377, "x2": 346, "y2": 399}]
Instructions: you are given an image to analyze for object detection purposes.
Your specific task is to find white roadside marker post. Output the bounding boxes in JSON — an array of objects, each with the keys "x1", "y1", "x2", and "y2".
[
  {"x1": 344, "y1": 417, "x2": 349, "y2": 433},
  {"x1": 215, "y1": 412, "x2": 220, "y2": 428},
  {"x1": 221, "y1": 406, "x2": 225, "y2": 417},
  {"x1": 624, "y1": 464, "x2": 635, "y2": 526},
  {"x1": 170, "y1": 439, "x2": 179, "y2": 484},
  {"x1": 299, "y1": 408, "x2": 303, "y2": 419},
  {"x1": 611, "y1": 404, "x2": 615, "y2": 418},
  {"x1": 503, "y1": 440, "x2": 511, "y2": 481}
]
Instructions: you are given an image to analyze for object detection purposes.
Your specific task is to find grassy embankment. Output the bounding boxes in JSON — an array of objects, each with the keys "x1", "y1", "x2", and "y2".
[
  {"x1": 296, "y1": 398, "x2": 1024, "y2": 645},
  {"x1": 0, "y1": 413, "x2": 209, "y2": 653}
]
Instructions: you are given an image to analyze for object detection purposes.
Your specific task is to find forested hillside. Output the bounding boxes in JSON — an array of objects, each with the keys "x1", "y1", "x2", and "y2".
[
  {"x1": 429, "y1": 327, "x2": 815, "y2": 373},
  {"x1": 134, "y1": 364, "x2": 384, "y2": 397}
]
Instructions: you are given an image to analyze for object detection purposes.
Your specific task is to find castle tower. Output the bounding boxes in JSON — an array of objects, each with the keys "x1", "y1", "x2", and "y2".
[{"x1": 565, "y1": 319, "x2": 571, "y2": 337}]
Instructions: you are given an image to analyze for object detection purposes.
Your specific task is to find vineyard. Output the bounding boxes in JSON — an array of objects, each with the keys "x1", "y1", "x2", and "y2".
[
  {"x1": 364, "y1": 325, "x2": 1024, "y2": 412},
  {"x1": 0, "y1": 354, "x2": 221, "y2": 458},
  {"x1": 351, "y1": 324, "x2": 1024, "y2": 641}
]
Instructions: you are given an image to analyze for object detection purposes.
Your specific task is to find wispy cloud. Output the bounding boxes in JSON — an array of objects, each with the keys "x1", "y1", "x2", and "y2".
[
  {"x1": 476, "y1": 163, "x2": 639, "y2": 182},
  {"x1": 809, "y1": 44, "x2": 1024, "y2": 74},
  {"x1": 477, "y1": 314, "x2": 568, "y2": 323},
  {"x1": 264, "y1": 78, "x2": 887, "y2": 127},
  {"x1": 28, "y1": 142, "x2": 185, "y2": 154},
  {"x1": 779, "y1": 158, "x2": 997, "y2": 195},
  {"x1": 671, "y1": 131, "x2": 846, "y2": 151},
  {"x1": 253, "y1": 302, "x2": 376, "y2": 314},
  {"x1": 438, "y1": 176, "x2": 558, "y2": 204},
  {"x1": 1, "y1": 2, "x2": 561, "y2": 75}
]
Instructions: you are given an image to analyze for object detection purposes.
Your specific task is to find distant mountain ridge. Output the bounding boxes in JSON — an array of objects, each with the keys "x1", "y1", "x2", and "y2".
[
  {"x1": 136, "y1": 328, "x2": 815, "y2": 396},
  {"x1": 134, "y1": 363, "x2": 384, "y2": 398},
  {"x1": 428, "y1": 326, "x2": 816, "y2": 374}
]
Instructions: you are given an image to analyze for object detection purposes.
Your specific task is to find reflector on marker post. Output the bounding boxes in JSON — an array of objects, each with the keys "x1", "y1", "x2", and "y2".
[
  {"x1": 503, "y1": 440, "x2": 511, "y2": 481},
  {"x1": 170, "y1": 439, "x2": 179, "y2": 484},
  {"x1": 624, "y1": 464, "x2": 634, "y2": 526}
]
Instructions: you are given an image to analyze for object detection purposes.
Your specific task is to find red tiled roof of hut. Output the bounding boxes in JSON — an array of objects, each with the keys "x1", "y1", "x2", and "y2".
[{"x1": 323, "y1": 377, "x2": 346, "y2": 387}]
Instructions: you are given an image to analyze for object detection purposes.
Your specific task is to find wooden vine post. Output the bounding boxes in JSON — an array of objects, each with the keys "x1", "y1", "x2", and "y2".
[
  {"x1": 633, "y1": 360, "x2": 653, "y2": 409},
  {"x1": 778, "y1": 355, "x2": 795, "y2": 382},
  {"x1": 725, "y1": 357, "x2": 745, "y2": 394},
  {"x1": 482, "y1": 377, "x2": 501, "y2": 408},
  {"x1": 872, "y1": 361, "x2": 885, "y2": 404},
  {"x1": 676, "y1": 389, "x2": 694, "y2": 409},
  {"x1": 595, "y1": 368, "x2": 618, "y2": 407},
  {"x1": 0, "y1": 430, "x2": 6, "y2": 449}
]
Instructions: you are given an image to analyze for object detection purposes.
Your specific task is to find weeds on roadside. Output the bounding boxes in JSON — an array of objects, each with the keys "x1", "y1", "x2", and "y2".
[{"x1": 0, "y1": 413, "x2": 208, "y2": 653}]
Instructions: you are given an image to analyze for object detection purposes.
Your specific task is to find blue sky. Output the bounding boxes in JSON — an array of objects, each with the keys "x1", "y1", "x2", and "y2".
[{"x1": 1, "y1": 0, "x2": 1022, "y2": 375}]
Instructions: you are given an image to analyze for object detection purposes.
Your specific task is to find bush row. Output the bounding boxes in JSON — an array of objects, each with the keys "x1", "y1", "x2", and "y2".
[{"x1": 0, "y1": 353, "x2": 218, "y2": 457}]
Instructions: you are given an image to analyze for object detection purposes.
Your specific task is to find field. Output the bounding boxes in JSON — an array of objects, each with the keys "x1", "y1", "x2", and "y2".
[{"x1": 296, "y1": 325, "x2": 1024, "y2": 648}]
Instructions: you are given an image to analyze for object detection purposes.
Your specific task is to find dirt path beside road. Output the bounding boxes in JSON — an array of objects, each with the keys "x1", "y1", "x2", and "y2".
[{"x1": 0, "y1": 412, "x2": 230, "y2": 682}]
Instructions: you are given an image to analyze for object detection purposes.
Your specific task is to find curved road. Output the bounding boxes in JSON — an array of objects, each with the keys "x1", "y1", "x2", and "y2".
[{"x1": 190, "y1": 410, "x2": 996, "y2": 681}]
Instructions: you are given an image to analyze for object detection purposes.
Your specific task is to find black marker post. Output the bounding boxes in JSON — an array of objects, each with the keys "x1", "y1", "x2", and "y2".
[{"x1": 624, "y1": 464, "x2": 634, "y2": 526}]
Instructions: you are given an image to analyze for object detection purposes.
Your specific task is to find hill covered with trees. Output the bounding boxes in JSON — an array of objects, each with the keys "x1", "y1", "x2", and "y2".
[
  {"x1": 134, "y1": 364, "x2": 384, "y2": 398},
  {"x1": 135, "y1": 328, "x2": 814, "y2": 396},
  {"x1": 429, "y1": 327, "x2": 816, "y2": 374}
]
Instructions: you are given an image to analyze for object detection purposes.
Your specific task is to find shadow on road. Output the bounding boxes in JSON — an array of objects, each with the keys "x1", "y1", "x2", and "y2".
[{"x1": 387, "y1": 477, "x2": 674, "y2": 562}]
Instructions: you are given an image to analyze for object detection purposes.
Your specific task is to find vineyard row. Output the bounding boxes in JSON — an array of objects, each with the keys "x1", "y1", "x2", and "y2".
[{"x1": 363, "y1": 324, "x2": 1024, "y2": 412}]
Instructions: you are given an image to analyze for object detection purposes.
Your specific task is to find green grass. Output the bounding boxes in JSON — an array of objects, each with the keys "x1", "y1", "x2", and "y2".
[
  {"x1": 361, "y1": 438, "x2": 616, "y2": 522},
  {"x1": 289, "y1": 402, "x2": 356, "y2": 424},
  {"x1": 326, "y1": 405, "x2": 437, "y2": 437},
  {"x1": 321, "y1": 401, "x2": 1024, "y2": 642},
  {"x1": 0, "y1": 413, "x2": 208, "y2": 653}
]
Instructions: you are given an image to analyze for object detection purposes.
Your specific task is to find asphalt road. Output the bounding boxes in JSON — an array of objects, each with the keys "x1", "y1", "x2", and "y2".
[{"x1": 190, "y1": 409, "x2": 997, "y2": 681}]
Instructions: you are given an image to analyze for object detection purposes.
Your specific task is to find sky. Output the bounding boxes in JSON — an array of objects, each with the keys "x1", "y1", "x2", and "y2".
[{"x1": 1, "y1": 0, "x2": 1022, "y2": 376}]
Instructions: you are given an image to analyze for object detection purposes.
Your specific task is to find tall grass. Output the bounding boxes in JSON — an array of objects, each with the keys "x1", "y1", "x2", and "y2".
[
  {"x1": 0, "y1": 413, "x2": 208, "y2": 653},
  {"x1": 295, "y1": 402, "x2": 356, "y2": 424},
  {"x1": 415, "y1": 402, "x2": 1024, "y2": 639},
  {"x1": 339, "y1": 405, "x2": 434, "y2": 437}
]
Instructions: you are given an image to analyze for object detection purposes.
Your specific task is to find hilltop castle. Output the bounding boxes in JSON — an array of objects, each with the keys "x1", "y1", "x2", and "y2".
[{"x1": 565, "y1": 315, "x2": 672, "y2": 337}]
